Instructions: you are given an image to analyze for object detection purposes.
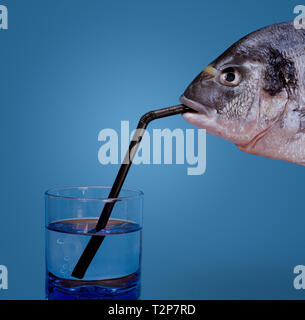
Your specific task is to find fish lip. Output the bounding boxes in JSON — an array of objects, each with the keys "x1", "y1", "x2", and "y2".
[{"x1": 180, "y1": 95, "x2": 216, "y2": 117}]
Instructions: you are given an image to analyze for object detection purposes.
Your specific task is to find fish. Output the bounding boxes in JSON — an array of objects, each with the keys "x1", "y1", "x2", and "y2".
[{"x1": 180, "y1": 21, "x2": 305, "y2": 166}]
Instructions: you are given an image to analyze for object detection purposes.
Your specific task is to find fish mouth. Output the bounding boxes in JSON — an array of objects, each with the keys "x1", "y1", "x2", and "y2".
[{"x1": 180, "y1": 95, "x2": 217, "y2": 117}]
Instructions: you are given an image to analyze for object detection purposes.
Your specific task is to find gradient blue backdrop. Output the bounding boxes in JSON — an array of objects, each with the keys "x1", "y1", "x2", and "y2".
[{"x1": 1, "y1": 0, "x2": 305, "y2": 299}]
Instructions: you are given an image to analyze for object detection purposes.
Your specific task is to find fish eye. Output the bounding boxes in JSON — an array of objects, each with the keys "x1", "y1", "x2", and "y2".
[{"x1": 219, "y1": 67, "x2": 241, "y2": 86}]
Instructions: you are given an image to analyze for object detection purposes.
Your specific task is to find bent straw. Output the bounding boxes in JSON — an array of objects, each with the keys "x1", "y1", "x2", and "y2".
[{"x1": 72, "y1": 104, "x2": 195, "y2": 279}]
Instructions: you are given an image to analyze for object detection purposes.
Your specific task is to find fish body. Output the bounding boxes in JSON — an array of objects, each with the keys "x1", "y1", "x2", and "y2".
[{"x1": 180, "y1": 21, "x2": 305, "y2": 166}]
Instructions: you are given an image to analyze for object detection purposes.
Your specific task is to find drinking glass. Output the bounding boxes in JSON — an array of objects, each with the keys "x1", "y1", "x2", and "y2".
[{"x1": 45, "y1": 186, "x2": 143, "y2": 300}]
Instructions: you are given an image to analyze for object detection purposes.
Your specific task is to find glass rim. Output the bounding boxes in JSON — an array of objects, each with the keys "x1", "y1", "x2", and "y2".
[{"x1": 45, "y1": 185, "x2": 144, "y2": 201}]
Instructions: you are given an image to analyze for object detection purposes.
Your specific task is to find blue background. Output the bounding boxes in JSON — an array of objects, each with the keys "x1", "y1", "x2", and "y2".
[{"x1": 1, "y1": 0, "x2": 305, "y2": 299}]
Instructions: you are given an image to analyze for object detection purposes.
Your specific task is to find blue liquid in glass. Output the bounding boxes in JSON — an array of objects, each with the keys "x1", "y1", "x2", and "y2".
[{"x1": 46, "y1": 219, "x2": 141, "y2": 300}]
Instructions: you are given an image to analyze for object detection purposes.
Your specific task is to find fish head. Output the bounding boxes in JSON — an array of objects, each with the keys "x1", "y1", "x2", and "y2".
[{"x1": 180, "y1": 22, "x2": 302, "y2": 163}]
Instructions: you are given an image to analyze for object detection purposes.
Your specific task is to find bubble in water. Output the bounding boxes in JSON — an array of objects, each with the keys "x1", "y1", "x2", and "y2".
[
  {"x1": 57, "y1": 238, "x2": 64, "y2": 245},
  {"x1": 60, "y1": 263, "x2": 69, "y2": 275},
  {"x1": 64, "y1": 256, "x2": 70, "y2": 262},
  {"x1": 60, "y1": 267, "x2": 68, "y2": 275}
]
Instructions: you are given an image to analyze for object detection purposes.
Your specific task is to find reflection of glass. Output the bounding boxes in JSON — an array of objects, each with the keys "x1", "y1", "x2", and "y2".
[{"x1": 45, "y1": 186, "x2": 143, "y2": 300}]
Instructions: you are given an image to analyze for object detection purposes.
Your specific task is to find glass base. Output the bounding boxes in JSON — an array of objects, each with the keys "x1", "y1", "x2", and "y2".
[{"x1": 46, "y1": 271, "x2": 140, "y2": 300}]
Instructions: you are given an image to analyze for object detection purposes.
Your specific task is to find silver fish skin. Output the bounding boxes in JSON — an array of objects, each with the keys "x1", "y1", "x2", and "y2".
[{"x1": 180, "y1": 21, "x2": 305, "y2": 166}]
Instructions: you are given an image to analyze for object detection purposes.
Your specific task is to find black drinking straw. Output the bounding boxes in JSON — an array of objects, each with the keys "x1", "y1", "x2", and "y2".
[{"x1": 72, "y1": 104, "x2": 195, "y2": 279}]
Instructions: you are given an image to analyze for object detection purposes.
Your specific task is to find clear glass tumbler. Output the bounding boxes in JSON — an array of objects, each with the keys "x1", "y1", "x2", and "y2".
[{"x1": 45, "y1": 186, "x2": 143, "y2": 300}]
